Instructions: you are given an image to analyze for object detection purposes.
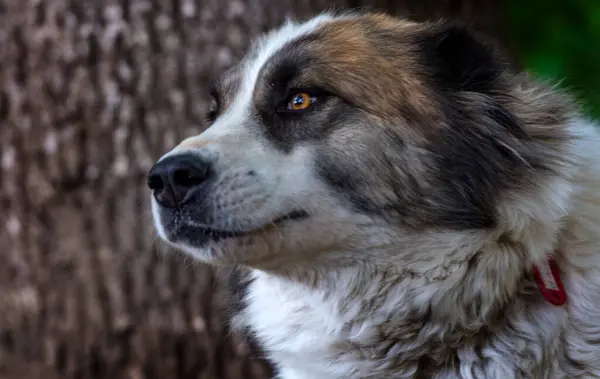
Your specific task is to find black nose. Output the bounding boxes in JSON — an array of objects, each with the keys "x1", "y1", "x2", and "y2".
[{"x1": 147, "y1": 153, "x2": 211, "y2": 208}]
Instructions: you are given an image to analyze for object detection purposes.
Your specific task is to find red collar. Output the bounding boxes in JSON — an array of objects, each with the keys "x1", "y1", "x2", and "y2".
[{"x1": 532, "y1": 255, "x2": 567, "y2": 306}]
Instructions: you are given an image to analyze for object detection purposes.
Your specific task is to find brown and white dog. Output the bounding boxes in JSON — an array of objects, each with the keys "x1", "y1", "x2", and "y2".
[{"x1": 148, "y1": 12, "x2": 600, "y2": 379}]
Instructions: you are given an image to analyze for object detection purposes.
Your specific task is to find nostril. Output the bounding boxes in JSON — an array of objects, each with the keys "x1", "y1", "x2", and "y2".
[
  {"x1": 147, "y1": 173, "x2": 165, "y2": 191},
  {"x1": 172, "y1": 167, "x2": 208, "y2": 188}
]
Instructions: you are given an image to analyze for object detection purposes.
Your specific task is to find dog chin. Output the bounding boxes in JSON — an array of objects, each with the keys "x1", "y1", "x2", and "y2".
[
  {"x1": 173, "y1": 240, "x2": 232, "y2": 265},
  {"x1": 166, "y1": 227, "x2": 281, "y2": 266},
  {"x1": 155, "y1": 210, "x2": 310, "y2": 265}
]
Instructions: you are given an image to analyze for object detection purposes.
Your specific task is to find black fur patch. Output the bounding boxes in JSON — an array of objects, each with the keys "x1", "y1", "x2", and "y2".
[
  {"x1": 227, "y1": 266, "x2": 253, "y2": 315},
  {"x1": 424, "y1": 101, "x2": 523, "y2": 230},
  {"x1": 225, "y1": 267, "x2": 272, "y2": 363},
  {"x1": 252, "y1": 39, "x2": 353, "y2": 153},
  {"x1": 416, "y1": 22, "x2": 509, "y2": 95}
]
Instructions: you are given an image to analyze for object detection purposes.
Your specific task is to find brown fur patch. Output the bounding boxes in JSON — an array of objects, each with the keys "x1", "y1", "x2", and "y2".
[
  {"x1": 301, "y1": 16, "x2": 433, "y2": 117},
  {"x1": 254, "y1": 14, "x2": 436, "y2": 123}
]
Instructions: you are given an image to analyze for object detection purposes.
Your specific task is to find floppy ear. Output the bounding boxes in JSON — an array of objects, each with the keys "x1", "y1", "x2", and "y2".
[{"x1": 417, "y1": 22, "x2": 509, "y2": 94}]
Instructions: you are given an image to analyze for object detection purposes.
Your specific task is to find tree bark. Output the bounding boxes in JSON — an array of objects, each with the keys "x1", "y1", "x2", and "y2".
[{"x1": 0, "y1": 1, "x2": 510, "y2": 378}]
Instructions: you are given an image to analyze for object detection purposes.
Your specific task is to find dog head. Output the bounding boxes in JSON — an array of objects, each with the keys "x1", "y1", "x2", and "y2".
[{"x1": 148, "y1": 13, "x2": 575, "y2": 270}]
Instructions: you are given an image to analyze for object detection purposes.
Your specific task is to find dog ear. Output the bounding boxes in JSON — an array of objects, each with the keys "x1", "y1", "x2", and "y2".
[{"x1": 417, "y1": 21, "x2": 509, "y2": 94}]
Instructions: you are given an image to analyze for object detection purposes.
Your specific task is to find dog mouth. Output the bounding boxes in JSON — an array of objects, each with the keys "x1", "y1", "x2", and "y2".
[{"x1": 169, "y1": 210, "x2": 309, "y2": 245}]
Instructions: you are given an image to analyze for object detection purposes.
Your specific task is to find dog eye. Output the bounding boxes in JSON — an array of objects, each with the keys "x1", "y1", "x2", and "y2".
[
  {"x1": 287, "y1": 92, "x2": 315, "y2": 111},
  {"x1": 209, "y1": 97, "x2": 218, "y2": 113},
  {"x1": 206, "y1": 96, "x2": 219, "y2": 123}
]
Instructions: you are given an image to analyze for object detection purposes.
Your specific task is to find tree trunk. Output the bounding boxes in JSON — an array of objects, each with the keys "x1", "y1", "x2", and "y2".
[{"x1": 0, "y1": 1, "x2": 510, "y2": 378}]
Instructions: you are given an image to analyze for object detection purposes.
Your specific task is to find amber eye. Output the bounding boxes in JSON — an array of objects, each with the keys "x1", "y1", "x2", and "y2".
[{"x1": 287, "y1": 92, "x2": 313, "y2": 111}]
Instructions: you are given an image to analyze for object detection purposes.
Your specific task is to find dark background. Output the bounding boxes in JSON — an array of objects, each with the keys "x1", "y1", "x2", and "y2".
[{"x1": 0, "y1": 1, "x2": 597, "y2": 378}]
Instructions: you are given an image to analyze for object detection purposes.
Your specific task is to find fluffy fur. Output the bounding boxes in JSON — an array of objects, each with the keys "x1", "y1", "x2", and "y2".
[{"x1": 149, "y1": 12, "x2": 600, "y2": 379}]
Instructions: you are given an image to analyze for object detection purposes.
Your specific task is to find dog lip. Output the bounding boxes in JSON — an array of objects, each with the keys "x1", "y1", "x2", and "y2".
[
  {"x1": 272, "y1": 209, "x2": 309, "y2": 224},
  {"x1": 186, "y1": 210, "x2": 309, "y2": 244}
]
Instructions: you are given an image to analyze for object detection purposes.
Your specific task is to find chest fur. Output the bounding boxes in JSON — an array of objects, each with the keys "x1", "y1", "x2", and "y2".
[
  {"x1": 237, "y1": 271, "x2": 379, "y2": 378},
  {"x1": 230, "y1": 270, "x2": 581, "y2": 379}
]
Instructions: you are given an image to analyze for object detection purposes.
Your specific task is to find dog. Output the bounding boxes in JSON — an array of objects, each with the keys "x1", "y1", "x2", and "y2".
[{"x1": 148, "y1": 11, "x2": 600, "y2": 379}]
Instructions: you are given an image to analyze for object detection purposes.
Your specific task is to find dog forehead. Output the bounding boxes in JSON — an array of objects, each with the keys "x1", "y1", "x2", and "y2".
[
  {"x1": 235, "y1": 14, "x2": 339, "y2": 97},
  {"x1": 232, "y1": 13, "x2": 408, "y2": 92}
]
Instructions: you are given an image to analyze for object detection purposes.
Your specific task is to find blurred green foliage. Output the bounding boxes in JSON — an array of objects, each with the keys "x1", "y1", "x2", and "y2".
[{"x1": 507, "y1": 0, "x2": 600, "y2": 118}]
